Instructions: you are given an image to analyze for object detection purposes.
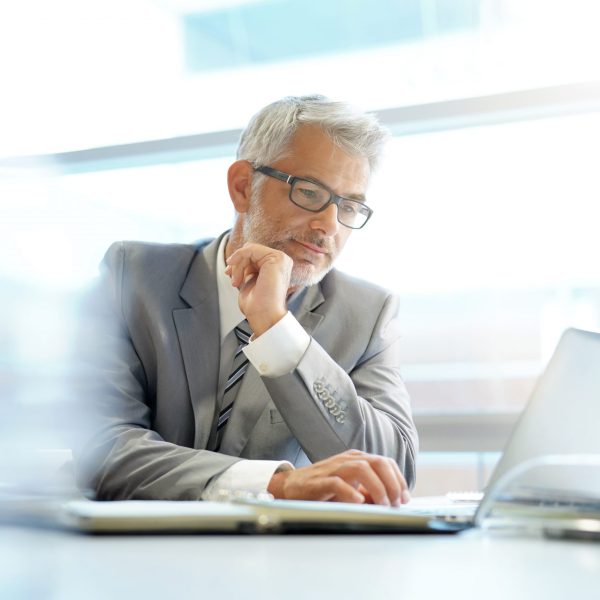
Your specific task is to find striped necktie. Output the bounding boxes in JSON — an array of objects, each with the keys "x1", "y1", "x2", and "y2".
[{"x1": 215, "y1": 322, "x2": 252, "y2": 451}]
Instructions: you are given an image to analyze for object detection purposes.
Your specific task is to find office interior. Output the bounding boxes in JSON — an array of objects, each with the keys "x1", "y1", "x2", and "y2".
[
  {"x1": 1, "y1": 1, "x2": 600, "y2": 597},
  {"x1": 2, "y1": 0, "x2": 600, "y2": 492}
]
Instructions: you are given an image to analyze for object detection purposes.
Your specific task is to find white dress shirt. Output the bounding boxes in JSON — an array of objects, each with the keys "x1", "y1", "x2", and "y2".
[{"x1": 201, "y1": 234, "x2": 311, "y2": 500}]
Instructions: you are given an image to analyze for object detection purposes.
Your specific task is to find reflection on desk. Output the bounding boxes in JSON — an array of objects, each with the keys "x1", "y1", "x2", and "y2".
[{"x1": 1, "y1": 525, "x2": 599, "y2": 600}]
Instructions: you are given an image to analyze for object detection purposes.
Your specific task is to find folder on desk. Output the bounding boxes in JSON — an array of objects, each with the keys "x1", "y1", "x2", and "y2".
[{"x1": 59, "y1": 497, "x2": 467, "y2": 534}]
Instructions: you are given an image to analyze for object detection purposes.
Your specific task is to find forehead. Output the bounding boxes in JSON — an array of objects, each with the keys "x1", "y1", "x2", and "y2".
[{"x1": 274, "y1": 125, "x2": 371, "y2": 195}]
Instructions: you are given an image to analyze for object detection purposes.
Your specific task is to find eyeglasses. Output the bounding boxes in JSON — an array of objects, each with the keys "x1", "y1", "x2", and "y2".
[{"x1": 254, "y1": 165, "x2": 373, "y2": 229}]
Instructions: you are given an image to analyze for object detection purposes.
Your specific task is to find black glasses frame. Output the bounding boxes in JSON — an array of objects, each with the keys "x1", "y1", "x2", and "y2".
[{"x1": 254, "y1": 165, "x2": 373, "y2": 229}]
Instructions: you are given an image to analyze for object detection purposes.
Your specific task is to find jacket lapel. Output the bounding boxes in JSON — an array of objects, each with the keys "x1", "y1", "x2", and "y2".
[
  {"x1": 219, "y1": 279, "x2": 327, "y2": 456},
  {"x1": 292, "y1": 282, "x2": 326, "y2": 335},
  {"x1": 173, "y1": 236, "x2": 223, "y2": 449}
]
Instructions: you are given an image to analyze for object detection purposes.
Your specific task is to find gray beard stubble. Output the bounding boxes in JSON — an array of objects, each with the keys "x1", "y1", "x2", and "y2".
[{"x1": 242, "y1": 187, "x2": 335, "y2": 288}]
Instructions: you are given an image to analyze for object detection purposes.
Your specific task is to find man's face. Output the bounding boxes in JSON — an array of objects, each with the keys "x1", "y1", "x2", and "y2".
[{"x1": 242, "y1": 125, "x2": 371, "y2": 288}]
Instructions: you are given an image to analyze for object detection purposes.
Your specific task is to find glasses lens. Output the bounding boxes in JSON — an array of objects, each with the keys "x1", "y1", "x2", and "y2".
[
  {"x1": 290, "y1": 179, "x2": 330, "y2": 211},
  {"x1": 289, "y1": 176, "x2": 371, "y2": 229},
  {"x1": 338, "y1": 199, "x2": 370, "y2": 228}
]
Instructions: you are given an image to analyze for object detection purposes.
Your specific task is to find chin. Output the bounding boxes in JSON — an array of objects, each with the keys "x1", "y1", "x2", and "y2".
[{"x1": 290, "y1": 263, "x2": 331, "y2": 288}]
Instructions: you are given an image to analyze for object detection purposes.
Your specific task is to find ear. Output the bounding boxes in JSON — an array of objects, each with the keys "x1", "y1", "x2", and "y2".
[{"x1": 227, "y1": 160, "x2": 254, "y2": 213}]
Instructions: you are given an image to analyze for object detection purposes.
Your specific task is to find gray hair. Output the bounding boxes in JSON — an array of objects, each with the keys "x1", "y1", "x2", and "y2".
[{"x1": 236, "y1": 95, "x2": 389, "y2": 173}]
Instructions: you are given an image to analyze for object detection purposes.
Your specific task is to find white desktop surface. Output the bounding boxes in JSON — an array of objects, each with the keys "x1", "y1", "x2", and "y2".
[{"x1": 1, "y1": 525, "x2": 599, "y2": 600}]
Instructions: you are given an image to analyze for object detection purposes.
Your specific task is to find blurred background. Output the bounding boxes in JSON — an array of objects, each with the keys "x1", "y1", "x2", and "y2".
[{"x1": 1, "y1": 0, "x2": 599, "y2": 496}]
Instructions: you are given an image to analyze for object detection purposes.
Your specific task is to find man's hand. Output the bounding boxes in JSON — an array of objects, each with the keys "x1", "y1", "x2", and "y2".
[
  {"x1": 225, "y1": 243, "x2": 292, "y2": 337},
  {"x1": 267, "y1": 450, "x2": 411, "y2": 506}
]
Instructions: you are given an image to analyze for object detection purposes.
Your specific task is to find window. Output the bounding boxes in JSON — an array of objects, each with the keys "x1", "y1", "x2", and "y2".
[
  {"x1": 2, "y1": 0, "x2": 600, "y2": 460},
  {"x1": 341, "y1": 113, "x2": 600, "y2": 415}
]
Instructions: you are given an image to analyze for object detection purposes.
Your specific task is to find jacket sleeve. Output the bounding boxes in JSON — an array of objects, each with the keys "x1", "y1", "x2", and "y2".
[
  {"x1": 72, "y1": 242, "x2": 241, "y2": 500},
  {"x1": 261, "y1": 293, "x2": 419, "y2": 488}
]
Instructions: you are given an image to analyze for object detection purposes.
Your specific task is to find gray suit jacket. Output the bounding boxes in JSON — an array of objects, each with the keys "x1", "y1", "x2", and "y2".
[{"x1": 75, "y1": 233, "x2": 418, "y2": 499}]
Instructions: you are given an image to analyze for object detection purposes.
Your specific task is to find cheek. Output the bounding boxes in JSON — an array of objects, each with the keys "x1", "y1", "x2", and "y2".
[
  {"x1": 335, "y1": 230, "x2": 352, "y2": 253},
  {"x1": 263, "y1": 197, "x2": 301, "y2": 227}
]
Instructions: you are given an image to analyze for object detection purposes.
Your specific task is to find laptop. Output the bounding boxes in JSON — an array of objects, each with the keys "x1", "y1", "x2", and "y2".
[
  {"x1": 395, "y1": 326, "x2": 600, "y2": 534},
  {"x1": 12, "y1": 328, "x2": 600, "y2": 535}
]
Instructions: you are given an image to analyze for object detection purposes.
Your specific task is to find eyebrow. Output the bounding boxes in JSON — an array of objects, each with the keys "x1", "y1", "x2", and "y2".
[{"x1": 299, "y1": 174, "x2": 367, "y2": 203}]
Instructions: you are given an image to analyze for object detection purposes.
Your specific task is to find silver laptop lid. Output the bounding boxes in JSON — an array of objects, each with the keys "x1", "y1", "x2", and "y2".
[{"x1": 476, "y1": 328, "x2": 600, "y2": 522}]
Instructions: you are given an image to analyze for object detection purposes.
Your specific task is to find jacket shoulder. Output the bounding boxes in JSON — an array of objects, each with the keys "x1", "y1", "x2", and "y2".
[
  {"x1": 323, "y1": 269, "x2": 394, "y2": 306},
  {"x1": 101, "y1": 239, "x2": 214, "y2": 302},
  {"x1": 319, "y1": 270, "x2": 399, "y2": 338},
  {"x1": 104, "y1": 240, "x2": 207, "y2": 270}
]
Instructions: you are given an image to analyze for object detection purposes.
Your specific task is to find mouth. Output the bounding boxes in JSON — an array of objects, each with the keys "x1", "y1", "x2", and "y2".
[{"x1": 295, "y1": 240, "x2": 329, "y2": 255}]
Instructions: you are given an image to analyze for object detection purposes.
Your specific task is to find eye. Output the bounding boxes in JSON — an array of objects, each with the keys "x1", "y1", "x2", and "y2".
[
  {"x1": 340, "y1": 201, "x2": 358, "y2": 215},
  {"x1": 298, "y1": 186, "x2": 318, "y2": 199},
  {"x1": 292, "y1": 180, "x2": 329, "y2": 206}
]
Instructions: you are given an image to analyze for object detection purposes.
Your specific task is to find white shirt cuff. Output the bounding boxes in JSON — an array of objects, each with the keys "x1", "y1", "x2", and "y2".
[
  {"x1": 200, "y1": 460, "x2": 294, "y2": 501},
  {"x1": 243, "y1": 311, "x2": 310, "y2": 377}
]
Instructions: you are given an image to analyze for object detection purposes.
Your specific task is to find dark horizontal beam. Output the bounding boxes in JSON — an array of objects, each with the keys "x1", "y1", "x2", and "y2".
[
  {"x1": 2, "y1": 81, "x2": 600, "y2": 174},
  {"x1": 380, "y1": 80, "x2": 600, "y2": 135},
  {"x1": 0, "y1": 129, "x2": 242, "y2": 174}
]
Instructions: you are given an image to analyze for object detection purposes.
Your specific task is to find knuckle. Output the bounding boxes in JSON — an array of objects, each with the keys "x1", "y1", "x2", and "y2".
[
  {"x1": 343, "y1": 459, "x2": 370, "y2": 476},
  {"x1": 329, "y1": 476, "x2": 346, "y2": 493},
  {"x1": 344, "y1": 449, "x2": 364, "y2": 457},
  {"x1": 387, "y1": 457, "x2": 402, "y2": 472}
]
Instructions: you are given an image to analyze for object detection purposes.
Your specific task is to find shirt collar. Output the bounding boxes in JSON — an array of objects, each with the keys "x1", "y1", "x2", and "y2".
[{"x1": 216, "y1": 233, "x2": 245, "y2": 342}]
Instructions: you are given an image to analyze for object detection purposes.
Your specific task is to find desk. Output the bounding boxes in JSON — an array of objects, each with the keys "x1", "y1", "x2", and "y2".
[{"x1": 1, "y1": 526, "x2": 599, "y2": 600}]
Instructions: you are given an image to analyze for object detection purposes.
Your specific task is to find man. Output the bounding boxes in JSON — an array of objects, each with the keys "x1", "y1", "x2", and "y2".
[{"x1": 76, "y1": 95, "x2": 418, "y2": 507}]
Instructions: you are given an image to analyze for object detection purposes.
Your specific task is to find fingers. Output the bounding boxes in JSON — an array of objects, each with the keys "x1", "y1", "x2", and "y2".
[
  {"x1": 273, "y1": 467, "x2": 365, "y2": 504},
  {"x1": 305, "y1": 477, "x2": 365, "y2": 504},
  {"x1": 225, "y1": 243, "x2": 292, "y2": 336},
  {"x1": 226, "y1": 243, "x2": 291, "y2": 289},
  {"x1": 367, "y1": 455, "x2": 409, "y2": 506},
  {"x1": 225, "y1": 248, "x2": 262, "y2": 289},
  {"x1": 334, "y1": 459, "x2": 391, "y2": 506},
  {"x1": 273, "y1": 450, "x2": 410, "y2": 507},
  {"x1": 225, "y1": 261, "x2": 258, "y2": 290},
  {"x1": 226, "y1": 246, "x2": 256, "y2": 289},
  {"x1": 348, "y1": 450, "x2": 410, "y2": 506},
  {"x1": 342, "y1": 450, "x2": 410, "y2": 506}
]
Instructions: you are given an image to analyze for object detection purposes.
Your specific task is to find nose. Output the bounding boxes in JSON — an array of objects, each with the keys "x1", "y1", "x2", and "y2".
[{"x1": 309, "y1": 203, "x2": 339, "y2": 236}]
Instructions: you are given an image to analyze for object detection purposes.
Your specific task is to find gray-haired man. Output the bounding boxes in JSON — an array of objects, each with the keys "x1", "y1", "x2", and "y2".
[{"x1": 77, "y1": 95, "x2": 418, "y2": 506}]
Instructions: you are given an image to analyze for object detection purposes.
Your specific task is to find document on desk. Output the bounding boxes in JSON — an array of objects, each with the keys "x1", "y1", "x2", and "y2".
[
  {"x1": 60, "y1": 500, "x2": 256, "y2": 533},
  {"x1": 59, "y1": 498, "x2": 468, "y2": 534}
]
